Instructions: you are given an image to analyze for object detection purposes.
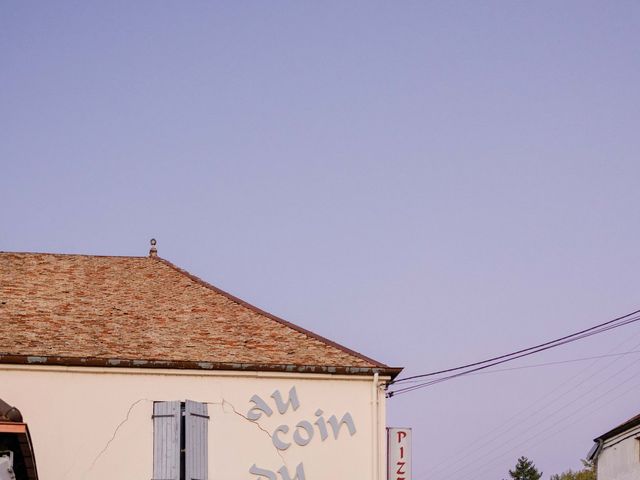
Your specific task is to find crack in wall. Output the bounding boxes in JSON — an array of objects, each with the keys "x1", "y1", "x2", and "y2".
[
  {"x1": 82, "y1": 398, "x2": 151, "y2": 477},
  {"x1": 209, "y1": 398, "x2": 288, "y2": 467},
  {"x1": 64, "y1": 396, "x2": 286, "y2": 479}
]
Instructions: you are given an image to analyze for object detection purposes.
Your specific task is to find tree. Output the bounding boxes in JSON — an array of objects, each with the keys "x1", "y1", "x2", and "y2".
[
  {"x1": 506, "y1": 456, "x2": 542, "y2": 480},
  {"x1": 550, "y1": 459, "x2": 596, "y2": 480}
]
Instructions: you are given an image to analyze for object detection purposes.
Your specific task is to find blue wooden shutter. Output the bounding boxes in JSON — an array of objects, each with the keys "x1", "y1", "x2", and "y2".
[
  {"x1": 185, "y1": 400, "x2": 209, "y2": 480},
  {"x1": 152, "y1": 401, "x2": 181, "y2": 480}
]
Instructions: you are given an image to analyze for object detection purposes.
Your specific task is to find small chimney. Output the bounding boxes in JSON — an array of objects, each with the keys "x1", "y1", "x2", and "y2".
[{"x1": 149, "y1": 238, "x2": 158, "y2": 257}]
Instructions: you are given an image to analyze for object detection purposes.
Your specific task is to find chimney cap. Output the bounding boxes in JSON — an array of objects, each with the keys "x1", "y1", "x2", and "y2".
[{"x1": 149, "y1": 238, "x2": 158, "y2": 257}]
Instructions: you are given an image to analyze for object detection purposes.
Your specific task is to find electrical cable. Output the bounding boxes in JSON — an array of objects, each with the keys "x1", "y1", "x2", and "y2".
[
  {"x1": 433, "y1": 358, "x2": 640, "y2": 480},
  {"x1": 392, "y1": 307, "x2": 640, "y2": 385},
  {"x1": 414, "y1": 326, "x2": 640, "y2": 480},
  {"x1": 390, "y1": 316, "x2": 639, "y2": 396},
  {"x1": 395, "y1": 349, "x2": 640, "y2": 384},
  {"x1": 388, "y1": 313, "x2": 640, "y2": 396},
  {"x1": 446, "y1": 367, "x2": 640, "y2": 480},
  {"x1": 391, "y1": 319, "x2": 638, "y2": 396}
]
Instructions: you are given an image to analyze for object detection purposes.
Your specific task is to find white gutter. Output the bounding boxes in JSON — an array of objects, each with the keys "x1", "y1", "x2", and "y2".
[{"x1": 372, "y1": 372, "x2": 380, "y2": 480}]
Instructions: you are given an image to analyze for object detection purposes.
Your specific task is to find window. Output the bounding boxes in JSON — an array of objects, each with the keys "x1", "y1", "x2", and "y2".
[{"x1": 152, "y1": 400, "x2": 209, "y2": 480}]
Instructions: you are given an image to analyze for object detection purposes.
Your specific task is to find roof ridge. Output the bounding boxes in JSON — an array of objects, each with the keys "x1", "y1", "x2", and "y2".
[
  {"x1": 0, "y1": 251, "x2": 146, "y2": 259},
  {"x1": 152, "y1": 255, "x2": 390, "y2": 369}
]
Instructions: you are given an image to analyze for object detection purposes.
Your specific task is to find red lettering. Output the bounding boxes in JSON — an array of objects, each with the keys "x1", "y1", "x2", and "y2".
[
  {"x1": 396, "y1": 461, "x2": 406, "y2": 475},
  {"x1": 400, "y1": 446, "x2": 404, "y2": 458},
  {"x1": 397, "y1": 431, "x2": 407, "y2": 443}
]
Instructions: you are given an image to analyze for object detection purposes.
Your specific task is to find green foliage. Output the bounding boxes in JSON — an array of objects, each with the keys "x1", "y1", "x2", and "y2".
[
  {"x1": 506, "y1": 456, "x2": 543, "y2": 480},
  {"x1": 550, "y1": 459, "x2": 596, "y2": 480}
]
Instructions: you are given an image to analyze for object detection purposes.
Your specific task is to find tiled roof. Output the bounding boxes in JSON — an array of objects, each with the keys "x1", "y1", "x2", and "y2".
[{"x1": 0, "y1": 252, "x2": 399, "y2": 378}]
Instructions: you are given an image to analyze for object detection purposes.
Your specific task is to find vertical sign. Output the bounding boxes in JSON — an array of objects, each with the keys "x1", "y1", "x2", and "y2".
[{"x1": 387, "y1": 427, "x2": 411, "y2": 480}]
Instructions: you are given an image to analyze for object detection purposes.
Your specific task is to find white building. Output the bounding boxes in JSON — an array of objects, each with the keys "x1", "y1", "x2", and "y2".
[
  {"x1": 0, "y1": 249, "x2": 401, "y2": 480},
  {"x1": 588, "y1": 412, "x2": 640, "y2": 480}
]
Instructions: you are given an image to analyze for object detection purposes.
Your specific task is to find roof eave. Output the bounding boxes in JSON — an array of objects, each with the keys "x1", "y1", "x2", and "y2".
[
  {"x1": 0, "y1": 422, "x2": 39, "y2": 480},
  {"x1": 594, "y1": 414, "x2": 640, "y2": 443},
  {"x1": 0, "y1": 353, "x2": 403, "y2": 380}
]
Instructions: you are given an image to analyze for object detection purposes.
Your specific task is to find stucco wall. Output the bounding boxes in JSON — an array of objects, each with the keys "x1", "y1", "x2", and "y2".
[
  {"x1": 0, "y1": 365, "x2": 387, "y2": 480},
  {"x1": 597, "y1": 424, "x2": 640, "y2": 480}
]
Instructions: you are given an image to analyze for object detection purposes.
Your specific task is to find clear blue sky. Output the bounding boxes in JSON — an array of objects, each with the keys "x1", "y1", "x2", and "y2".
[{"x1": 2, "y1": 2, "x2": 640, "y2": 479}]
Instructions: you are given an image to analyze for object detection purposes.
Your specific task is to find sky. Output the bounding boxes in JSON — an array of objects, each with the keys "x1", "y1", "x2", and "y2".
[{"x1": 2, "y1": 1, "x2": 640, "y2": 478}]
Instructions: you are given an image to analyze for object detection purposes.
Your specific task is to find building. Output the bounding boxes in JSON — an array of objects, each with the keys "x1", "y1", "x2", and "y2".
[
  {"x1": 0, "y1": 249, "x2": 401, "y2": 480},
  {"x1": 588, "y1": 412, "x2": 640, "y2": 480},
  {"x1": 0, "y1": 398, "x2": 38, "y2": 480}
]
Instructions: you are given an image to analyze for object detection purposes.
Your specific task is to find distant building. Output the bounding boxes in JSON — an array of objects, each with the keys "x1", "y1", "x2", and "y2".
[
  {"x1": 0, "y1": 397, "x2": 38, "y2": 480},
  {"x1": 0, "y1": 249, "x2": 401, "y2": 480},
  {"x1": 588, "y1": 412, "x2": 640, "y2": 480}
]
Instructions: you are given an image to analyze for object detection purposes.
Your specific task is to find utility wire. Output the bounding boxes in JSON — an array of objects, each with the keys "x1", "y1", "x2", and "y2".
[
  {"x1": 414, "y1": 323, "x2": 640, "y2": 480},
  {"x1": 388, "y1": 311, "x2": 640, "y2": 396},
  {"x1": 429, "y1": 348, "x2": 640, "y2": 480},
  {"x1": 392, "y1": 307, "x2": 640, "y2": 385},
  {"x1": 390, "y1": 315, "x2": 640, "y2": 396},
  {"x1": 395, "y1": 348, "x2": 640, "y2": 384},
  {"x1": 442, "y1": 364, "x2": 640, "y2": 480}
]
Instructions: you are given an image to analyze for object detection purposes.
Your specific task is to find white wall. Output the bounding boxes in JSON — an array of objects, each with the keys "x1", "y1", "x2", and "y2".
[
  {"x1": 0, "y1": 364, "x2": 388, "y2": 480},
  {"x1": 597, "y1": 424, "x2": 640, "y2": 480}
]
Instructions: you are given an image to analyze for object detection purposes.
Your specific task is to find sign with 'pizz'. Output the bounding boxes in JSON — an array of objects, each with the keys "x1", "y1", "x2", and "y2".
[{"x1": 387, "y1": 427, "x2": 411, "y2": 480}]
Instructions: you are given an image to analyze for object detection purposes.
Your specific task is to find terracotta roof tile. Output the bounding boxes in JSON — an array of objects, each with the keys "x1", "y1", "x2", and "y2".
[{"x1": 0, "y1": 252, "x2": 400, "y2": 377}]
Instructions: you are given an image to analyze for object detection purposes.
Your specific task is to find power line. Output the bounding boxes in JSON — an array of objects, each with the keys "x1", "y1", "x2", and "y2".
[
  {"x1": 389, "y1": 315, "x2": 640, "y2": 395},
  {"x1": 393, "y1": 307, "x2": 640, "y2": 384},
  {"x1": 388, "y1": 309, "x2": 640, "y2": 397},
  {"x1": 430, "y1": 351, "x2": 640, "y2": 480},
  {"x1": 416, "y1": 329, "x2": 640, "y2": 480},
  {"x1": 445, "y1": 363, "x2": 640, "y2": 480},
  {"x1": 395, "y1": 348, "x2": 640, "y2": 385}
]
